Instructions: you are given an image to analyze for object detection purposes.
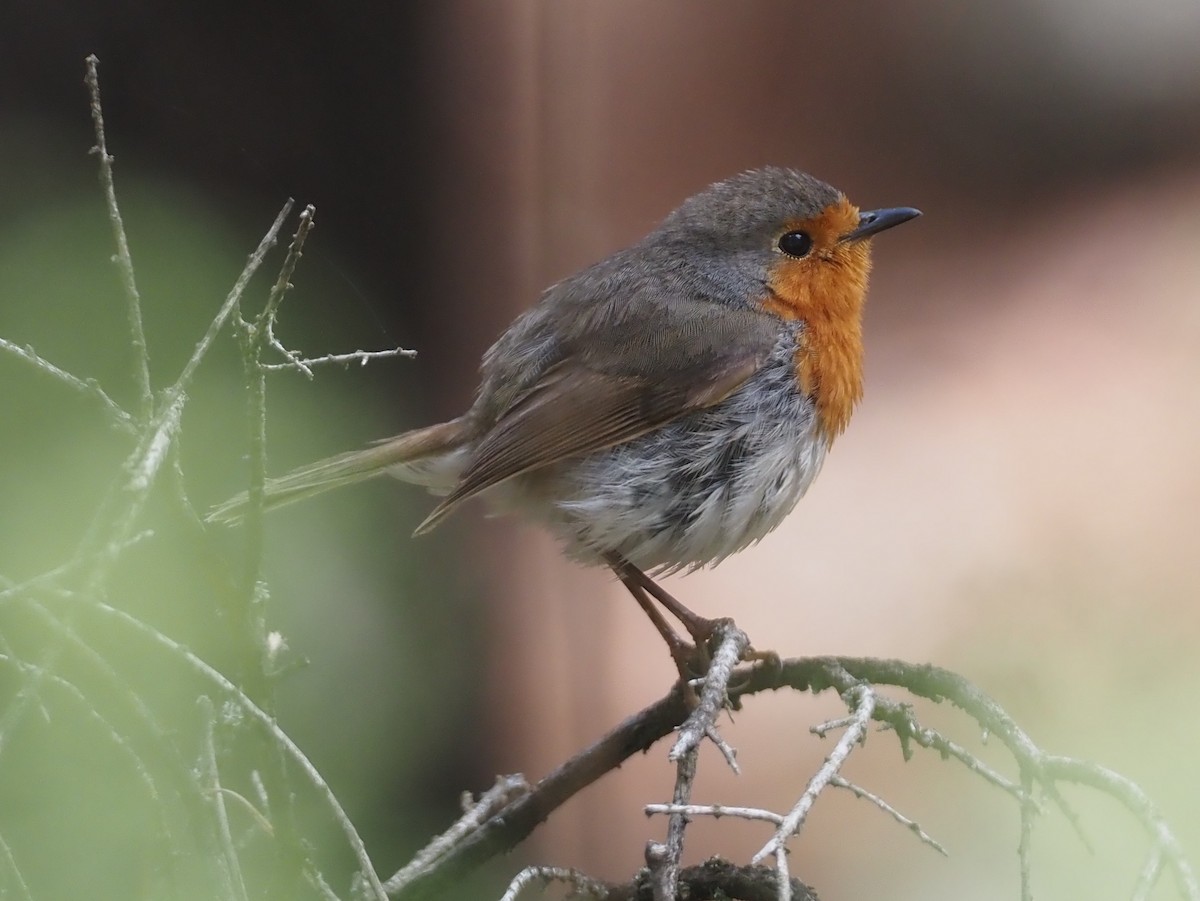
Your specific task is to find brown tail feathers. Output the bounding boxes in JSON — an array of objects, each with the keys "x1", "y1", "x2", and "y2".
[{"x1": 206, "y1": 418, "x2": 469, "y2": 525}]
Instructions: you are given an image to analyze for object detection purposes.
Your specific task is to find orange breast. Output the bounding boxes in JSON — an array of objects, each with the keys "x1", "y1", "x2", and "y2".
[{"x1": 762, "y1": 197, "x2": 874, "y2": 444}]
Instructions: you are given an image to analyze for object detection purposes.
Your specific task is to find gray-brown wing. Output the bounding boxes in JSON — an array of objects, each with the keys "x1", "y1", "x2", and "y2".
[{"x1": 414, "y1": 304, "x2": 779, "y2": 533}]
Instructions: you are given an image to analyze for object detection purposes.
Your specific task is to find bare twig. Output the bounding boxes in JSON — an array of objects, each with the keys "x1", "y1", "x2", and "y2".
[
  {"x1": 738, "y1": 656, "x2": 1200, "y2": 901},
  {"x1": 77, "y1": 597, "x2": 389, "y2": 900},
  {"x1": 74, "y1": 201, "x2": 292, "y2": 590},
  {"x1": 0, "y1": 827, "x2": 32, "y2": 901},
  {"x1": 387, "y1": 686, "x2": 691, "y2": 901},
  {"x1": 254, "y1": 205, "x2": 314, "y2": 332},
  {"x1": 198, "y1": 696, "x2": 251, "y2": 901},
  {"x1": 1132, "y1": 844, "x2": 1166, "y2": 901},
  {"x1": 647, "y1": 622, "x2": 751, "y2": 900},
  {"x1": 85, "y1": 54, "x2": 153, "y2": 422},
  {"x1": 752, "y1": 683, "x2": 876, "y2": 864},
  {"x1": 1041, "y1": 755, "x2": 1200, "y2": 900},
  {"x1": 306, "y1": 868, "x2": 345, "y2": 901},
  {"x1": 655, "y1": 747, "x2": 698, "y2": 901},
  {"x1": 498, "y1": 866, "x2": 610, "y2": 901},
  {"x1": 0, "y1": 647, "x2": 163, "y2": 806},
  {"x1": 829, "y1": 775, "x2": 948, "y2": 856},
  {"x1": 260, "y1": 346, "x2": 417, "y2": 375},
  {"x1": 388, "y1": 652, "x2": 1199, "y2": 901},
  {"x1": 704, "y1": 724, "x2": 740, "y2": 773},
  {"x1": 645, "y1": 803, "x2": 783, "y2": 825},
  {"x1": 0, "y1": 338, "x2": 136, "y2": 433},
  {"x1": 1018, "y1": 772, "x2": 1035, "y2": 901},
  {"x1": 873, "y1": 707, "x2": 1022, "y2": 797},
  {"x1": 670, "y1": 620, "x2": 749, "y2": 761},
  {"x1": 384, "y1": 775, "x2": 531, "y2": 894},
  {"x1": 214, "y1": 787, "x2": 274, "y2": 839},
  {"x1": 0, "y1": 532, "x2": 153, "y2": 766},
  {"x1": 229, "y1": 202, "x2": 313, "y2": 705},
  {"x1": 0, "y1": 531, "x2": 152, "y2": 608}
]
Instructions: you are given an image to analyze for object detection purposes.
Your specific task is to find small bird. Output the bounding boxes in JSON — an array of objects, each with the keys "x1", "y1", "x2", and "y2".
[{"x1": 210, "y1": 168, "x2": 919, "y2": 667}]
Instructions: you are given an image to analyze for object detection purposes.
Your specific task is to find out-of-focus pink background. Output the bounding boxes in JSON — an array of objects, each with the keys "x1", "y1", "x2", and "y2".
[{"x1": 418, "y1": 5, "x2": 1200, "y2": 897}]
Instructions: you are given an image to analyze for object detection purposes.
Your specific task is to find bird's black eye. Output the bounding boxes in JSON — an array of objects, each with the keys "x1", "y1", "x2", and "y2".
[{"x1": 777, "y1": 230, "x2": 813, "y2": 258}]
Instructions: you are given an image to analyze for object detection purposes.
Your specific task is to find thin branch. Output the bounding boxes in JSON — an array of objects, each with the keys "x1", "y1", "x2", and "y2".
[
  {"x1": 0, "y1": 622, "x2": 166, "y2": 804},
  {"x1": 828, "y1": 775, "x2": 948, "y2": 856},
  {"x1": 0, "y1": 338, "x2": 136, "y2": 433},
  {"x1": 198, "y1": 696, "x2": 251, "y2": 901},
  {"x1": 655, "y1": 746, "x2": 698, "y2": 901},
  {"x1": 306, "y1": 868, "x2": 345, "y2": 901},
  {"x1": 0, "y1": 827, "x2": 32, "y2": 901},
  {"x1": 1042, "y1": 756, "x2": 1200, "y2": 900},
  {"x1": 71, "y1": 202, "x2": 293, "y2": 594},
  {"x1": 752, "y1": 684, "x2": 876, "y2": 864},
  {"x1": 85, "y1": 54, "x2": 153, "y2": 421},
  {"x1": 0, "y1": 648, "x2": 166, "y2": 805},
  {"x1": 873, "y1": 708, "x2": 1022, "y2": 797},
  {"x1": 214, "y1": 787, "x2": 274, "y2": 838},
  {"x1": 648, "y1": 622, "x2": 750, "y2": 900},
  {"x1": 77, "y1": 597, "x2": 389, "y2": 900},
  {"x1": 225, "y1": 203, "x2": 313, "y2": 713},
  {"x1": 222, "y1": 208, "x2": 320, "y2": 896},
  {"x1": 166, "y1": 200, "x2": 294, "y2": 400},
  {"x1": 498, "y1": 866, "x2": 610, "y2": 901},
  {"x1": 384, "y1": 775, "x2": 531, "y2": 894},
  {"x1": 704, "y1": 724, "x2": 740, "y2": 773},
  {"x1": 741, "y1": 657, "x2": 1200, "y2": 901},
  {"x1": 0, "y1": 531, "x2": 152, "y2": 608},
  {"x1": 264, "y1": 325, "x2": 311, "y2": 376},
  {"x1": 1018, "y1": 772, "x2": 1035, "y2": 901},
  {"x1": 1131, "y1": 845, "x2": 1166, "y2": 901},
  {"x1": 0, "y1": 576, "x2": 49, "y2": 726},
  {"x1": 387, "y1": 686, "x2": 690, "y2": 901},
  {"x1": 0, "y1": 533, "x2": 154, "y2": 771},
  {"x1": 260, "y1": 346, "x2": 417, "y2": 376},
  {"x1": 254, "y1": 205, "x2": 314, "y2": 332},
  {"x1": 388, "y1": 653, "x2": 1200, "y2": 900},
  {"x1": 645, "y1": 803, "x2": 783, "y2": 825},
  {"x1": 670, "y1": 620, "x2": 749, "y2": 761}
]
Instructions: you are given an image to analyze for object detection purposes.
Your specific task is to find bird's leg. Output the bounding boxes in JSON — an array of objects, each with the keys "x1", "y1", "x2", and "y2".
[
  {"x1": 605, "y1": 553, "x2": 778, "y2": 684},
  {"x1": 613, "y1": 570, "x2": 702, "y2": 680},
  {"x1": 627, "y1": 566, "x2": 721, "y2": 646},
  {"x1": 605, "y1": 553, "x2": 722, "y2": 675}
]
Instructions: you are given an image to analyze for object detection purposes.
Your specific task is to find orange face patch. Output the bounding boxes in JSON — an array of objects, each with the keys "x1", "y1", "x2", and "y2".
[{"x1": 762, "y1": 197, "x2": 874, "y2": 443}]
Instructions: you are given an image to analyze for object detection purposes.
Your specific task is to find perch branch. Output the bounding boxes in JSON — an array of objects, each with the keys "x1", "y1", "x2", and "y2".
[
  {"x1": 395, "y1": 653, "x2": 1197, "y2": 901},
  {"x1": 649, "y1": 621, "x2": 749, "y2": 899},
  {"x1": 384, "y1": 775, "x2": 531, "y2": 894},
  {"x1": 387, "y1": 687, "x2": 691, "y2": 900}
]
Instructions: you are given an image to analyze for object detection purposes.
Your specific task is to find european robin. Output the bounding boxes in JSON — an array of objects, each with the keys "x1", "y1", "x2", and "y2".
[{"x1": 211, "y1": 168, "x2": 920, "y2": 666}]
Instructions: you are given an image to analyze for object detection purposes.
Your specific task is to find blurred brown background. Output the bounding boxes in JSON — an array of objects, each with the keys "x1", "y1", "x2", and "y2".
[{"x1": 2, "y1": 1, "x2": 1199, "y2": 898}]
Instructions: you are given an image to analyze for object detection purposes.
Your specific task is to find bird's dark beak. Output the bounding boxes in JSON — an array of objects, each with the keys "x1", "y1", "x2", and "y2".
[{"x1": 840, "y1": 206, "x2": 922, "y2": 243}]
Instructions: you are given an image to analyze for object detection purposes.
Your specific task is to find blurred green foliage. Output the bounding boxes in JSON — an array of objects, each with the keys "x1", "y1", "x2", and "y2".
[{"x1": 0, "y1": 120, "x2": 483, "y2": 899}]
